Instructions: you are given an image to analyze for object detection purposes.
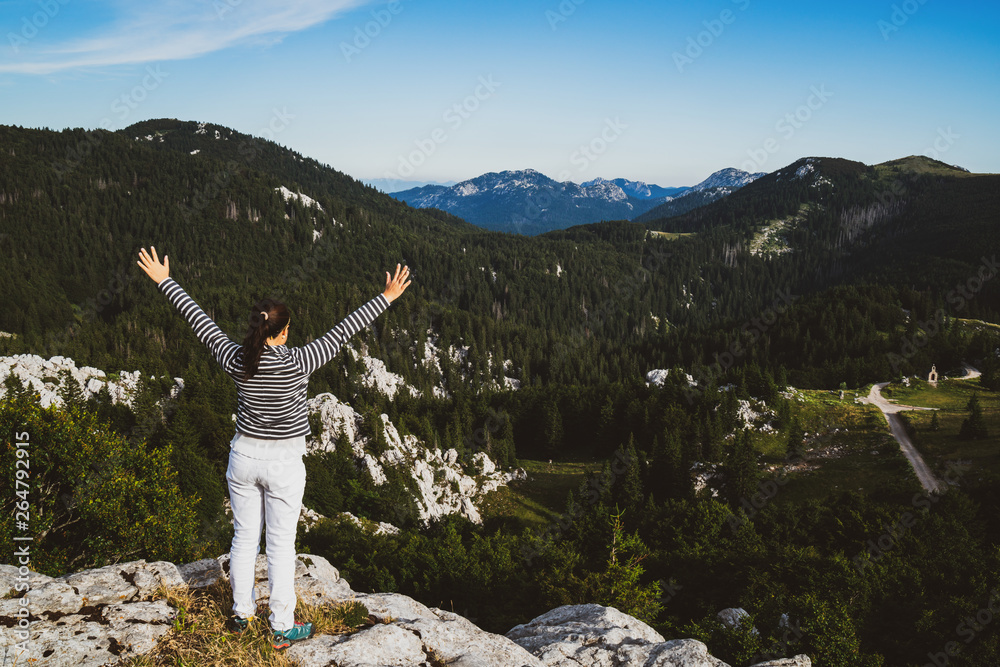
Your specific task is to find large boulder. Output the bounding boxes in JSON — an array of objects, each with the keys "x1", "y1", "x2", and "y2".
[
  {"x1": 0, "y1": 556, "x2": 770, "y2": 667},
  {"x1": 0, "y1": 560, "x2": 185, "y2": 666},
  {"x1": 506, "y1": 603, "x2": 730, "y2": 667},
  {"x1": 749, "y1": 657, "x2": 812, "y2": 667}
]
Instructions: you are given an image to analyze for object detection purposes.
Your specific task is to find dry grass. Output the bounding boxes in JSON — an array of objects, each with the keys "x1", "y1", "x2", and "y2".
[{"x1": 119, "y1": 581, "x2": 370, "y2": 666}]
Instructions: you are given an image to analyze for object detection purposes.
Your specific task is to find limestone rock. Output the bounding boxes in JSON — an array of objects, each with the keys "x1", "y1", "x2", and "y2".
[
  {"x1": 0, "y1": 561, "x2": 184, "y2": 666},
  {"x1": 3, "y1": 580, "x2": 83, "y2": 616},
  {"x1": 0, "y1": 555, "x2": 744, "y2": 667},
  {"x1": 507, "y1": 603, "x2": 729, "y2": 667},
  {"x1": 749, "y1": 657, "x2": 812, "y2": 667},
  {"x1": 304, "y1": 392, "x2": 518, "y2": 526},
  {"x1": 0, "y1": 354, "x2": 182, "y2": 410},
  {"x1": 286, "y1": 622, "x2": 428, "y2": 666},
  {"x1": 397, "y1": 609, "x2": 544, "y2": 667},
  {"x1": 335, "y1": 511, "x2": 401, "y2": 536},
  {"x1": 717, "y1": 607, "x2": 757, "y2": 635},
  {"x1": 176, "y1": 557, "x2": 225, "y2": 589},
  {"x1": 0, "y1": 564, "x2": 53, "y2": 594},
  {"x1": 353, "y1": 592, "x2": 437, "y2": 624}
]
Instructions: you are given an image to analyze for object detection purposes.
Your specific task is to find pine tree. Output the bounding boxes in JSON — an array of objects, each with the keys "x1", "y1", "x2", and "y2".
[
  {"x1": 786, "y1": 417, "x2": 805, "y2": 459},
  {"x1": 930, "y1": 411, "x2": 940, "y2": 432},
  {"x1": 703, "y1": 412, "x2": 725, "y2": 463},
  {"x1": 726, "y1": 430, "x2": 758, "y2": 507},
  {"x1": 57, "y1": 368, "x2": 86, "y2": 408},
  {"x1": 614, "y1": 437, "x2": 644, "y2": 518},
  {"x1": 959, "y1": 393, "x2": 989, "y2": 440},
  {"x1": 582, "y1": 508, "x2": 663, "y2": 624},
  {"x1": 543, "y1": 397, "x2": 564, "y2": 458}
]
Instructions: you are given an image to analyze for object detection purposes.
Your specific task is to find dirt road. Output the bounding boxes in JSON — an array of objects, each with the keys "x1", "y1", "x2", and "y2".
[{"x1": 862, "y1": 383, "x2": 943, "y2": 494}]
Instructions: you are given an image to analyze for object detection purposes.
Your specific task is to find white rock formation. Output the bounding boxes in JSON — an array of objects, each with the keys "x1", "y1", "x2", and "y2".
[
  {"x1": 0, "y1": 354, "x2": 182, "y2": 409},
  {"x1": 305, "y1": 392, "x2": 523, "y2": 525},
  {"x1": 416, "y1": 333, "x2": 518, "y2": 396},
  {"x1": 346, "y1": 346, "x2": 422, "y2": 399},
  {"x1": 718, "y1": 607, "x2": 758, "y2": 634},
  {"x1": 1, "y1": 355, "x2": 517, "y2": 529},
  {"x1": 335, "y1": 511, "x2": 401, "y2": 536},
  {"x1": 0, "y1": 559, "x2": 185, "y2": 665},
  {"x1": 645, "y1": 368, "x2": 697, "y2": 388},
  {"x1": 1, "y1": 554, "x2": 807, "y2": 667},
  {"x1": 507, "y1": 603, "x2": 731, "y2": 667},
  {"x1": 275, "y1": 185, "x2": 324, "y2": 212}
]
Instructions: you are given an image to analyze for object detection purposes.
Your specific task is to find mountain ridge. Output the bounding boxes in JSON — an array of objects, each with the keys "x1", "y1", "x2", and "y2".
[{"x1": 392, "y1": 167, "x2": 765, "y2": 235}]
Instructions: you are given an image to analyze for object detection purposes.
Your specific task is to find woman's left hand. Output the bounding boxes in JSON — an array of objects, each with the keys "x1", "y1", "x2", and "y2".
[
  {"x1": 383, "y1": 263, "x2": 411, "y2": 303},
  {"x1": 137, "y1": 246, "x2": 170, "y2": 284}
]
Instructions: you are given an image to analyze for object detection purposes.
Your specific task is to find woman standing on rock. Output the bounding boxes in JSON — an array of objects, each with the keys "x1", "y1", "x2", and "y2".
[{"x1": 137, "y1": 246, "x2": 410, "y2": 649}]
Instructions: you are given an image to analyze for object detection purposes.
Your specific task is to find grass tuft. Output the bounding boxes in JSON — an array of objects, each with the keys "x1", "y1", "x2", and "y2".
[{"x1": 119, "y1": 581, "x2": 371, "y2": 666}]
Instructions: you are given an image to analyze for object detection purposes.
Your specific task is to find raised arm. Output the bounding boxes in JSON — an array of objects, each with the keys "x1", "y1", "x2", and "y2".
[
  {"x1": 137, "y1": 247, "x2": 240, "y2": 370},
  {"x1": 289, "y1": 264, "x2": 411, "y2": 376}
]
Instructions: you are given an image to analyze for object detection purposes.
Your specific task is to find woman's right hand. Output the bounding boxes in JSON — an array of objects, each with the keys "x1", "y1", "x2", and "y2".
[
  {"x1": 383, "y1": 264, "x2": 411, "y2": 303},
  {"x1": 137, "y1": 246, "x2": 170, "y2": 284}
]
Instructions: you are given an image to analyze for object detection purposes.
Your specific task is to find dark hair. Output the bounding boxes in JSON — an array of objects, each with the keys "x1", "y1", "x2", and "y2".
[{"x1": 239, "y1": 298, "x2": 290, "y2": 381}]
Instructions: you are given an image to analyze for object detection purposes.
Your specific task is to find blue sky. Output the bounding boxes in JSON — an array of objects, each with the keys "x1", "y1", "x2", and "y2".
[{"x1": 1, "y1": 0, "x2": 998, "y2": 186}]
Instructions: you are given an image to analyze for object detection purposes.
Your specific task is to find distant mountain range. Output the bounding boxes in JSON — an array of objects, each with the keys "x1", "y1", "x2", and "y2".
[
  {"x1": 390, "y1": 168, "x2": 765, "y2": 234},
  {"x1": 363, "y1": 178, "x2": 458, "y2": 193},
  {"x1": 579, "y1": 178, "x2": 689, "y2": 200},
  {"x1": 632, "y1": 168, "x2": 765, "y2": 224}
]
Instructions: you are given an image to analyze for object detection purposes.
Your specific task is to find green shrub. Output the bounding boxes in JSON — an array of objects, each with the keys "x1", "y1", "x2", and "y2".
[{"x1": 0, "y1": 392, "x2": 202, "y2": 575}]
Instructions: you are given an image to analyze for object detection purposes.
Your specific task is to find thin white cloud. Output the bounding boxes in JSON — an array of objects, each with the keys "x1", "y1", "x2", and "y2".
[{"x1": 0, "y1": 0, "x2": 371, "y2": 74}]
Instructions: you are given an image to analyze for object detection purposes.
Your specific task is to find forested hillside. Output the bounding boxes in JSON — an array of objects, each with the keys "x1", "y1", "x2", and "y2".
[{"x1": 3, "y1": 121, "x2": 1000, "y2": 666}]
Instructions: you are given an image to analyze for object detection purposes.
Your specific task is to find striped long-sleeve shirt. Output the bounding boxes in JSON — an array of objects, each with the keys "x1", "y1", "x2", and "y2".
[{"x1": 158, "y1": 277, "x2": 389, "y2": 439}]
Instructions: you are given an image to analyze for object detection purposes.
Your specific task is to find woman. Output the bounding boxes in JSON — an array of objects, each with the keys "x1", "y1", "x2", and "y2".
[{"x1": 137, "y1": 246, "x2": 410, "y2": 649}]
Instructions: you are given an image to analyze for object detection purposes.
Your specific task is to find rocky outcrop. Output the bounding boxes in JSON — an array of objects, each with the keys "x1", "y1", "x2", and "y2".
[
  {"x1": 507, "y1": 604, "x2": 731, "y2": 667},
  {"x1": 297, "y1": 505, "x2": 401, "y2": 536},
  {"x1": 0, "y1": 560, "x2": 185, "y2": 666},
  {"x1": 0, "y1": 354, "x2": 183, "y2": 409},
  {"x1": 306, "y1": 392, "x2": 523, "y2": 525},
  {"x1": 0, "y1": 555, "x2": 810, "y2": 667},
  {"x1": 346, "y1": 347, "x2": 423, "y2": 399},
  {"x1": 1, "y1": 354, "x2": 522, "y2": 527}
]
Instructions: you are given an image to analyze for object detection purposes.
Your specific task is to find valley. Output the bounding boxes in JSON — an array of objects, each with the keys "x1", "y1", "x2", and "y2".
[{"x1": 1, "y1": 120, "x2": 999, "y2": 666}]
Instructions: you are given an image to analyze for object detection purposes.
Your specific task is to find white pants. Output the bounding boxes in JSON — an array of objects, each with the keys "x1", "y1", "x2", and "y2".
[{"x1": 226, "y1": 434, "x2": 306, "y2": 631}]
